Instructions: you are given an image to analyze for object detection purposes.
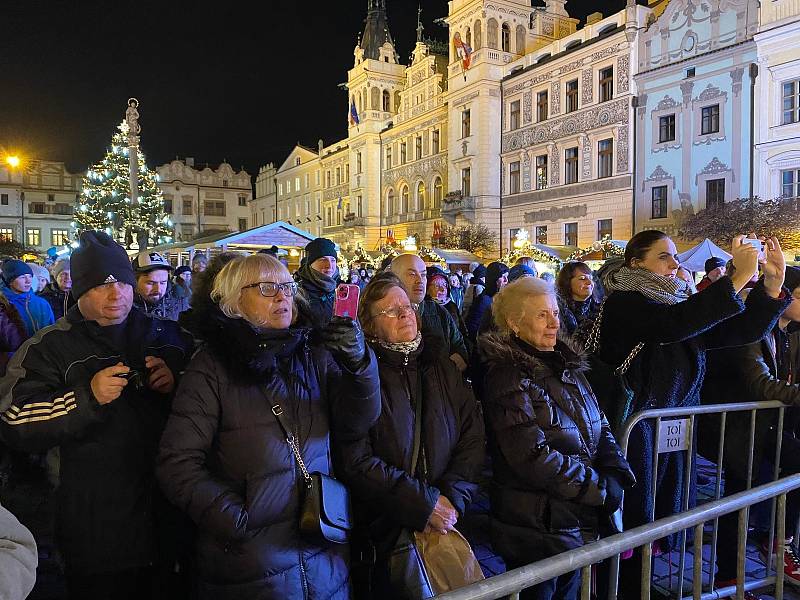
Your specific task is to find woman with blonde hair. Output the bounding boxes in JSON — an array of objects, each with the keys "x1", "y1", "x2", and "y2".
[
  {"x1": 157, "y1": 253, "x2": 381, "y2": 599},
  {"x1": 479, "y1": 276, "x2": 634, "y2": 600}
]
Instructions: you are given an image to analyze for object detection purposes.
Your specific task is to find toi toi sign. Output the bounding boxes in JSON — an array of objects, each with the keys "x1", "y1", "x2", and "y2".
[{"x1": 657, "y1": 418, "x2": 691, "y2": 454}]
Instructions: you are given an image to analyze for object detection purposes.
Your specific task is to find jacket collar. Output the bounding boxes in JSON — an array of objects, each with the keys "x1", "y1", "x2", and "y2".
[{"x1": 480, "y1": 331, "x2": 589, "y2": 379}]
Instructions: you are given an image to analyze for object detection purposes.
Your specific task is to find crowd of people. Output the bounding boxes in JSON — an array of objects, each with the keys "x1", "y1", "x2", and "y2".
[{"x1": 0, "y1": 228, "x2": 797, "y2": 600}]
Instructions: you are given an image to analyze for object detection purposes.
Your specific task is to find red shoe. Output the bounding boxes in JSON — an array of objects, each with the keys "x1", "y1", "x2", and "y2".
[
  {"x1": 714, "y1": 579, "x2": 764, "y2": 600},
  {"x1": 759, "y1": 537, "x2": 800, "y2": 586}
]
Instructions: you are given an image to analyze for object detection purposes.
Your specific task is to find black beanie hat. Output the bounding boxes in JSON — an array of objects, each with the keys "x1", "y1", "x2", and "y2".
[
  {"x1": 704, "y1": 257, "x2": 726, "y2": 273},
  {"x1": 305, "y1": 237, "x2": 337, "y2": 265},
  {"x1": 70, "y1": 231, "x2": 137, "y2": 299},
  {"x1": 486, "y1": 261, "x2": 510, "y2": 296},
  {"x1": 784, "y1": 266, "x2": 800, "y2": 294},
  {"x1": 471, "y1": 264, "x2": 487, "y2": 281},
  {"x1": 1, "y1": 260, "x2": 33, "y2": 285}
]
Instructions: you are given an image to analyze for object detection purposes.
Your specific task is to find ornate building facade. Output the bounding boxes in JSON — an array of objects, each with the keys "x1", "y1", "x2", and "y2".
[
  {"x1": 498, "y1": 1, "x2": 646, "y2": 249},
  {"x1": 633, "y1": 0, "x2": 759, "y2": 237},
  {"x1": 156, "y1": 158, "x2": 252, "y2": 241},
  {"x1": 252, "y1": 162, "x2": 277, "y2": 227}
]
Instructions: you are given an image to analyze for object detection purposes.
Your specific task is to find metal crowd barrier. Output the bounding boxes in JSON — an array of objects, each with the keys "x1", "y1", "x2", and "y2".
[{"x1": 437, "y1": 475, "x2": 800, "y2": 600}]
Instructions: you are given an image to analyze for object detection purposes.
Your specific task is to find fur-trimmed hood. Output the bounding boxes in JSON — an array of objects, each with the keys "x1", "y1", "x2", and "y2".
[{"x1": 479, "y1": 331, "x2": 589, "y2": 378}]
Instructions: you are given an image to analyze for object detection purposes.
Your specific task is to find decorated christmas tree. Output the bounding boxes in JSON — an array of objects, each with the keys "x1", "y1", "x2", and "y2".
[{"x1": 73, "y1": 108, "x2": 173, "y2": 249}]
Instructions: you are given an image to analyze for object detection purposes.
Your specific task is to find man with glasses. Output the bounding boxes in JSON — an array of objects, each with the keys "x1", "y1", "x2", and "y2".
[{"x1": 390, "y1": 254, "x2": 468, "y2": 371}]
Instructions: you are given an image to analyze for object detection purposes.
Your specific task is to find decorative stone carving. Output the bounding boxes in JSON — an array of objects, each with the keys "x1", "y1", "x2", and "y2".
[
  {"x1": 524, "y1": 204, "x2": 588, "y2": 223},
  {"x1": 549, "y1": 143, "x2": 560, "y2": 186},
  {"x1": 452, "y1": 91, "x2": 480, "y2": 108},
  {"x1": 646, "y1": 165, "x2": 672, "y2": 181},
  {"x1": 323, "y1": 183, "x2": 350, "y2": 202},
  {"x1": 502, "y1": 98, "x2": 629, "y2": 152},
  {"x1": 680, "y1": 81, "x2": 694, "y2": 106},
  {"x1": 697, "y1": 84, "x2": 724, "y2": 102},
  {"x1": 383, "y1": 155, "x2": 448, "y2": 187},
  {"x1": 581, "y1": 69, "x2": 593, "y2": 105},
  {"x1": 523, "y1": 91, "x2": 533, "y2": 124},
  {"x1": 591, "y1": 45, "x2": 621, "y2": 62},
  {"x1": 581, "y1": 134, "x2": 591, "y2": 180},
  {"x1": 522, "y1": 151, "x2": 532, "y2": 191},
  {"x1": 561, "y1": 59, "x2": 585, "y2": 75},
  {"x1": 730, "y1": 66, "x2": 744, "y2": 95},
  {"x1": 617, "y1": 125, "x2": 629, "y2": 173},
  {"x1": 698, "y1": 157, "x2": 730, "y2": 176},
  {"x1": 551, "y1": 81, "x2": 561, "y2": 115},
  {"x1": 656, "y1": 95, "x2": 678, "y2": 112},
  {"x1": 617, "y1": 54, "x2": 630, "y2": 93}
]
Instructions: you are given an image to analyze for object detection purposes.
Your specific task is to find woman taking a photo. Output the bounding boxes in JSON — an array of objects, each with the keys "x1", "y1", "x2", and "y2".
[
  {"x1": 480, "y1": 276, "x2": 634, "y2": 600},
  {"x1": 157, "y1": 253, "x2": 381, "y2": 599},
  {"x1": 339, "y1": 272, "x2": 485, "y2": 597}
]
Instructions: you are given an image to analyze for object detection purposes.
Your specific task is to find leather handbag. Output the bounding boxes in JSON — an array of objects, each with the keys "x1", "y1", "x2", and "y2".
[{"x1": 271, "y1": 403, "x2": 352, "y2": 545}]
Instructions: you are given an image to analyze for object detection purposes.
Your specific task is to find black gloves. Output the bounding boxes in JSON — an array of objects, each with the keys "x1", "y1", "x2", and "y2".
[
  {"x1": 319, "y1": 316, "x2": 367, "y2": 372},
  {"x1": 601, "y1": 474, "x2": 625, "y2": 515}
]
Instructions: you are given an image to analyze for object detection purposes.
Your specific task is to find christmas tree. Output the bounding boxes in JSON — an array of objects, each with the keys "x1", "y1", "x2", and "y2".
[{"x1": 73, "y1": 121, "x2": 173, "y2": 249}]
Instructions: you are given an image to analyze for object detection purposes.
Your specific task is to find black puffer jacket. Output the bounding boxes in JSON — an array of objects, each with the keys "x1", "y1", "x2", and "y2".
[
  {"x1": 480, "y1": 333, "x2": 634, "y2": 565},
  {"x1": 38, "y1": 282, "x2": 73, "y2": 321},
  {"x1": 336, "y1": 335, "x2": 484, "y2": 556},
  {"x1": 156, "y1": 306, "x2": 381, "y2": 600}
]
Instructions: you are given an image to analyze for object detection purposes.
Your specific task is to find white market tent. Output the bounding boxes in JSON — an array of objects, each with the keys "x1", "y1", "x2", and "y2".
[{"x1": 676, "y1": 238, "x2": 732, "y2": 272}]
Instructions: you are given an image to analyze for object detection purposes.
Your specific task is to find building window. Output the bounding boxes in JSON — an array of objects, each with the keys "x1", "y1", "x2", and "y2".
[
  {"x1": 0, "y1": 228, "x2": 13, "y2": 242},
  {"x1": 304, "y1": 173, "x2": 309, "y2": 188},
  {"x1": 400, "y1": 186, "x2": 409, "y2": 213},
  {"x1": 565, "y1": 147, "x2": 578, "y2": 184},
  {"x1": 783, "y1": 80, "x2": 800, "y2": 125},
  {"x1": 706, "y1": 178, "x2": 725, "y2": 209},
  {"x1": 163, "y1": 198, "x2": 173, "y2": 213},
  {"x1": 536, "y1": 225, "x2": 547, "y2": 244},
  {"x1": 432, "y1": 130, "x2": 440, "y2": 154},
  {"x1": 535, "y1": 155, "x2": 548, "y2": 190},
  {"x1": 54, "y1": 203, "x2": 71, "y2": 215},
  {"x1": 461, "y1": 109, "x2": 471, "y2": 138},
  {"x1": 782, "y1": 169, "x2": 800, "y2": 198},
  {"x1": 433, "y1": 177, "x2": 443, "y2": 206},
  {"x1": 566, "y1": 80, "x2": 579, "y2": 113},
  {"x1": 509, "y1": 161, "x2": 520, "y2": 194},
  {"x1": 400, "y1": 142, "x2": 407, "y2": 164},
  {"x1": 386, "y1": 190, "x2": 395, "y2": 215},
  {"x1": 357, "y1": 152, "x2": 362, "y2": 174},
  {"x1": 325, "y1": 171, "x2": 331, "y2": 188},
  {"x1": 335, "y1": 168, "x2": 341, "y2": 185},
  {"x1": 238, "y1": 218, "x2": 247, "y2": 231},
  {"x1": 599, "y1": 66, "x2": 614, "y2": 103},
  {"x1": 315, "y1": 171, "x2": 321, "y2": 186},
  {"x1": 287, "y1": 179, "x2": 292, "y2": 193},
  {"x1": 417, "y1": 182, "x2": 426, "y2": 210},
  {"x1": 701, "y1": 104, "x2": 720, "y2": 135},
  {"x1": 686, "y1": 67, "x2": 696, "y2": 78},
  {"x1": 461, "y1": 168, "x2": 471, "y2": 196},
  {"x1": 30, "y1": 203, "x2": 45, "y2": 214},
  {"x1": 598, "y1": 219, "x2": 612, "y2": 240},
  {"x1": 26, "y1": 228, "x2": 40, "y2": 246},
  {"x1": 652, "y1": 185, "x2": 668, "y2": 218},
  {"x1": 598, "y1": 138, "x2": 613, "y2": 178},
  {"x1": 510, "y1": 100, "x2": 520, "y2": 130},
  {"x1": 382, "y1": 89, "x2": 391, "y2": 112},
  {"x1": 537, "y1": 91, "x2": 548, "y2": 121},
  {"x1": 182, "y1": 198, "x2": 193, "y2": 215},
  {"x1": 204, "y1": 201, "x2": 226, "y2": 217},
  {"x1": 386, "y1": 147, "x2": 393, "y2": 169},
  {"x1": 238, "y1": 195, "x2": 247, "y2": 207},
  {"x1": 659, "y1": 115, "x2": 676, "y2": 143},
  {"x1": 51, "y1": 229, "x2": 68, "y2": 246},
  {"x1": 501, "y1": 23, "x2": 511, "y2": 52},
  {"x1": 0, "y1": 194, "x2": 7, "y2": 206},
  {"x1": 222, "y1": 179, "x2": 229, "y2": 188},
  {"x1": 47, "y1": 194, "x2": 55, "y2": 202},
  {"x1": 565, "y1": 222, "x2": 578, "y2": 246},
  {"x1": 415, "y1": 136, "x2": 423, "y2": 160}
]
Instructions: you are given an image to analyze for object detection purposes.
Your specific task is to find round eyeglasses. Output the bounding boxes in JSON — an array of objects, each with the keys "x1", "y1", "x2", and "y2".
[
  {"x1": 242, "y1": 281, "x2": 298, "y2": 298},
  {"x1": 374, "y1": 305, "x2": 415, "y2": 319}
]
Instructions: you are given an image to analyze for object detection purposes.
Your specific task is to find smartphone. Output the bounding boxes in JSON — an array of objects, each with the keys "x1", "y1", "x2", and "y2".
[
  {"x1": 743, "y1": 237, "x2": 765, "y2": 260},
  {"x1": 334, "y1": 284, "x2": 360, "y2": 318}
]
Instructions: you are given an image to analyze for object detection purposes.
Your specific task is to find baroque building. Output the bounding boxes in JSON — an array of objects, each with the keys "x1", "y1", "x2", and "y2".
[
  {"x1": 633, "y1": 0, "x2": 759, "y2": 237},
  {"x1": 252, "y1": 162, "x2": 277, "y2": 228},
  {"x1": 498, "y1": 0, "x2": 646, "y2": 249},
  {"x1": 155, "y1": 158, "x2": 252, "y2": 241}
]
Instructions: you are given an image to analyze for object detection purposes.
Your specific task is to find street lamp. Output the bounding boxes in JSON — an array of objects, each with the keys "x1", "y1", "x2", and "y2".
[
  {"x1": 4, "y1": 155, "x2": 24, "y2": 246},
  {"x1": 5, "y1": 156, "x2": 21, "y2": 169}
]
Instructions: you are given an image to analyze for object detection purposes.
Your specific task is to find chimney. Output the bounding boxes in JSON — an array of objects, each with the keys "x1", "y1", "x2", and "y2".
[
  {"x1": 586, "y1": 12, "x2": 603, "y2": 25},
  {"x1": 185, "y1": 157, "x2": 195, "y2": 167}
]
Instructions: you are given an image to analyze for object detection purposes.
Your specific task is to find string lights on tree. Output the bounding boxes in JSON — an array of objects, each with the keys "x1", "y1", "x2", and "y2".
[{"x1": 501, "y1": 229, "x2": 562, "y2": 267}]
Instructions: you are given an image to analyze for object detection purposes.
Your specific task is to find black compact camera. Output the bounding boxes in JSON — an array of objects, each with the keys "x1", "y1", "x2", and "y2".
[{"x1": 115, "y1": 367, "x2": 148, "y2": 391}]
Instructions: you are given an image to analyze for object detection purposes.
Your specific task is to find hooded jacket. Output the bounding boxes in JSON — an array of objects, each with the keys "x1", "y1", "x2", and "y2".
[
  {"x1": 479, "y1": 333, "x2": 634, "y2": 564},
  {"x1": 156, "y1": 302, "x2": 381, "y2": 600},
  {"x1": 39, "y1": 282, "x2": 74, "y2": 321},
  {"x1": 3, "y1": 287, "x2": 54, "y2": 337}
]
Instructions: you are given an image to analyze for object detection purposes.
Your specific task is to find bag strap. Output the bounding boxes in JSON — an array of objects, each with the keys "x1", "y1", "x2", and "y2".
[
  {"x1": 271, "y1": 403, "x2": 313, "y2": 488},
  {"x1": 409, "y1": 374, "x2": 424, "y2": 479},
  {"x1": 586, "y1": 298, "x2": 644, "y2": 376}
]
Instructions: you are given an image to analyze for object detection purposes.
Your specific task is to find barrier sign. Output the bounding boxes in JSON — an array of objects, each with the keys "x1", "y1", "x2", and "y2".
[{"x1": 657, "y1": 418, "x2": 691, "y2": 453}]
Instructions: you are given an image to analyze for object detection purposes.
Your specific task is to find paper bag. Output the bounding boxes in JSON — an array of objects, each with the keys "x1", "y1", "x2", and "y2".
[{"x1": 413, "y1": 528, "x2": 485, "y2": 595}]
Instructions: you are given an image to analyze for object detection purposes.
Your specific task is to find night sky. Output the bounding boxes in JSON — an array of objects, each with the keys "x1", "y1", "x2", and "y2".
[{"x1": 1, "y1": 0, "x2": 623, "y2": 181}]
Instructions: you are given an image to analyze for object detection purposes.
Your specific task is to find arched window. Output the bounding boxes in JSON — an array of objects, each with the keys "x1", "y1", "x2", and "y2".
[
  {"x1": 401, "y1": 185, "x2": 410, "y2": 213},
  {"x1": 501, "y1": 23, "x2": 511, "y2": 52},
  {"x1": 382, "y1": 89, "x2": 391, "y2": 112},
  {"x1": 487, "y1": 18, "x2": 498, "y2": 49},
  {"x1": 433, "y1": 177, "x2": 443, "y2": 208},
  {"x1": 371, "y1": 87, "x2": 380, "y2": 110},
  {"x1": 465, "y1": 27, "x2": 472, "y2": 49},
  {"x1": 516, "y1": 25, "x2": 526, "y2": 54},
  {"x1": 387, "y1": 189, "x2": 395, "y2": 215},
  {"x1": 598, "y1": 23, "x2": 617, "y2": 36},
  {"x1": 565, "y1": 39, "x2": 581, "y2": 50},
  {"x1": 394, "y1": 91, "x2": 401, "y2": 113},
  {"x1": 474, "y1": 20, "x2": 482, "y2": 50},
  {"x1": 358, "y1": 90, "x2": 364, "y2": 113},
  {"x1": 417, "y1": 182, "x2": 426, "y2": 211}
]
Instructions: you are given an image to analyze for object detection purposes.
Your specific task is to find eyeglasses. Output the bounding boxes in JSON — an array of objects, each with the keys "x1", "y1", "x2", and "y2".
[
  {"x1": 374, "y1": 305, "x2": 415, "y2": 318},
  {"x1": 242, "y1": 281, "x2": 298, "y2": 298}
]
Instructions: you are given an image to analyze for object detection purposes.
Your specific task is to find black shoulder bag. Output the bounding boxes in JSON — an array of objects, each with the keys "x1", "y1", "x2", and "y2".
[{"x1": 270, "y1": 403, "x2": 352, "y2": 545}]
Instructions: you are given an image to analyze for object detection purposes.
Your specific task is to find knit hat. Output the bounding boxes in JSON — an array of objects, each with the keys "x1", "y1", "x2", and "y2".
[
  {"x1": 784, "y1": 266, "x2": 800, "y2": 293},
  {"x1": 132, "y1": 251, "x2": 173, "y2": 273},
  {"x1": 2, "y1": 260, "x2": 32, "y2": 285},
  {"x1": 509, "y1": 264, "x2": 536, "y2": 282},
  {"x1": 471, "y1": 264, "x2": 487, "y2": 282},
  {"x1": 51, "y1": 258, "x2": 70, "y2": 279},
  {"x1": 175, "y1": 265, "x2": 192, "y2": 277},
  {"x1": 305, "y1": 238, "x2": 337, "y2": 265},
  {"x1": 27, "y1": 263, "x2": 50, "y2": 284},
  {"x1": 704, "y1": 257, "x2": 726, "y2": 273},
  {"x1": 70, "y1": 231, "x2": 136, "y2": 299},
  {"x1": 426, "y1": 266, "x2": 450, "y2": 289},
  {"x1": 486, "y1": 262, "x2": 510, "y2": 296}
]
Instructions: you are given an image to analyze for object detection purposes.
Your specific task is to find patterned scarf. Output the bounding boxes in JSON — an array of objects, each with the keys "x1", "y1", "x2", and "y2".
[
  {"x1": 606, "y1": 265, "x2": 691, "y2": 306},
  {"x1": 374, "y1": 331, "x2": 423, "y2": 355}
]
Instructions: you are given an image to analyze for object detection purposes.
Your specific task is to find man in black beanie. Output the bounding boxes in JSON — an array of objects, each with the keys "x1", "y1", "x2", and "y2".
[
  {"x1": 0, "y1": 231, "x2": 194, "y2": 600},
  {"x1": 295, "y1": 237, "x2": 339, "y2": 328}
]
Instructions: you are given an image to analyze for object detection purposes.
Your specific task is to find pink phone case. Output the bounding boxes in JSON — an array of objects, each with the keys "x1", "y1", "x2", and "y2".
[{"x1": 334, "y1": 284, "x2": 360, "y2": 318}]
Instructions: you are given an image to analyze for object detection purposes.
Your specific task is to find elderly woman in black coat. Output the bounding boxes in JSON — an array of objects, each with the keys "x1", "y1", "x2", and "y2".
[
  {"x1": 337, "y1": 272, "x2": 485, "y2": 597},
  {"x1": 480, "y1": 276, "x2": 634, "y2": 600},
  {"x1": 157, "y1": 253, "x2": 381, "y2": 599},
  {"x1": 596, "y1": 230, "x2": 790, "y2": 596}
]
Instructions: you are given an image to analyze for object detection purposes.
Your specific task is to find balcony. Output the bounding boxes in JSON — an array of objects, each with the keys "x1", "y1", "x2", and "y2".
[
  {"x1": 441, "y1": 195, "x2": 476, "y2": 215},
  {"x1": 448, "y1": 48, "x2": 515, "y2": 77},
  {"x1": 342, "y1": 214, "x2": 366, "y2": 228},
  {"x1": 28, "y1": 203, "x2": 73, "y2": 216}
]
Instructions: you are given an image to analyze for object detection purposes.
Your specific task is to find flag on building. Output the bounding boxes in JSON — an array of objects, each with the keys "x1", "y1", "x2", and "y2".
[
  {"x1": 387, "y1": 229, "x2": 395, "y2": 245},
  {"x1": 337, "y1": 195, "x2": 343, "y2": 209},
  {"x1": 349, "y1": 100, "x2": 360, "y2": 126},
  {"x1": 453, "y1": 32, "x2": 472, "y2": 70},
  {"x1": 432, "y1": 221, "x2": 442, "y2": 241}
]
